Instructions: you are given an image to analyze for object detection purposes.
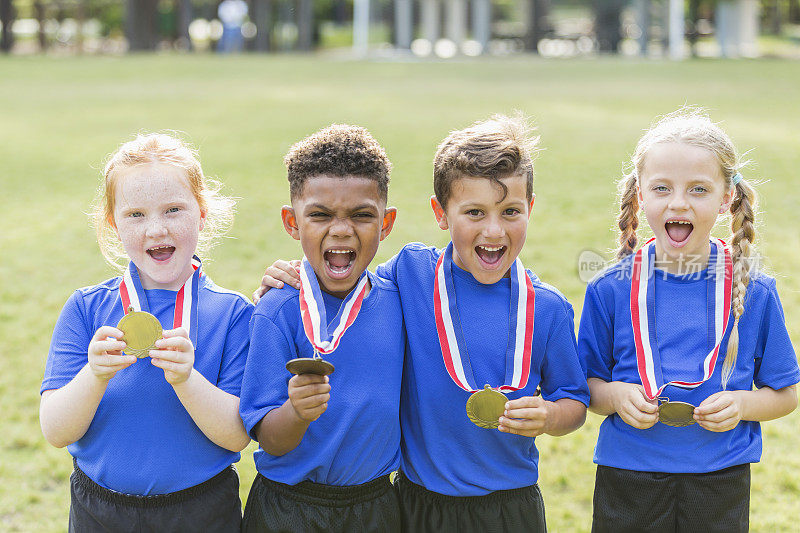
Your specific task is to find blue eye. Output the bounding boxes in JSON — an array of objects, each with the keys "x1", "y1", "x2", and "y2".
[
  {"x1": 130, "y1": 211, "x2": 143, "y2": 218},
  {"x1": 167, "y1": 207, "x2": 180, "y2": 213},
  {"x1": 691, "y1": 186, "x2": 708, "y2": 193}
]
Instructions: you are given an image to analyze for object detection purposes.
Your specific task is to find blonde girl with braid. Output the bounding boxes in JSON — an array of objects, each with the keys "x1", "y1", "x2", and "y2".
[{"x1": 578, "y1": 109, "x2": 799, "y2": 533}]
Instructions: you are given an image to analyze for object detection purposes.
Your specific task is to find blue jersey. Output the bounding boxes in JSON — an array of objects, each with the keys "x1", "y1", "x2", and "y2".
[
  {"x1": 578, "y1": 254, "x2": 800, "y2": 473},
  {"x1": 377, "y1": 243, "x2": 590, "y2": 496},
  {"x1": 42, "y1": 275, "x2": 252, "y2": 495},
  {"x1": 240, "y1": 271, "x2": 404, "y2": 486}
]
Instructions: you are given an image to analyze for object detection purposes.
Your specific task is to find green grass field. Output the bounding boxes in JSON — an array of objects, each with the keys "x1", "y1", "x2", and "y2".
[{"x1": 2, "y1": 55, "x2": 800, "y2": 532}]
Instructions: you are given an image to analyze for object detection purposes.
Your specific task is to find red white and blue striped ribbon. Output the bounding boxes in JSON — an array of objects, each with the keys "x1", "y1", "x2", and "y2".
[
  {"x1": 630, "y1": 238, "x2": 733, "y2": 400},
  {"x1": 119, "y1": 255, "x2": 202, "y2": 346},
  {"x1": 433, "y1": 242, "x2": 535, "y2": 393},
  {"x1": 298, "y1": 257, "x2": 369, "y2": 355}
]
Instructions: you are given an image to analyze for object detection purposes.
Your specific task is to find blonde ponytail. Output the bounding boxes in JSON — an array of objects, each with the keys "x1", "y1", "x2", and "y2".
[{"x1": 721, "y1": 179, "x2": 757, "y2": 389}]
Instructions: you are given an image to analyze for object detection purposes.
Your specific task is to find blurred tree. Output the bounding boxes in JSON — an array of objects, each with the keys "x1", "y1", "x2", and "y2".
[
  {"x1": 251, "y1": 0, "x2": 272, "y2": 51},
  {"x1": 296, "y1": 0, "x2": 313, "y2": 50},
  {"x1": 126, "y1": 0, "x2": 159, "y2": 50},
  {"x1": 791, "y1": 0, "x2": 800, "y2": 23},
  {"x1": 0, "y1": 0, "x2": 14, "y2": 53},
  {"x1": 593, "y1": 0, "x2": 628, "y2": 53},
  {"x1": 524, "y1": 0, "x2": 551, "y2": 53}
]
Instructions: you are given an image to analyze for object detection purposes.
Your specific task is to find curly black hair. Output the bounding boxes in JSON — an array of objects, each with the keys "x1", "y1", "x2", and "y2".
[{"x1": 285, "y1": 124, "x2": 392, "y2": 201}]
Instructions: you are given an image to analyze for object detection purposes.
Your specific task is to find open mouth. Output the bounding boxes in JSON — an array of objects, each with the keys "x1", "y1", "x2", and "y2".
[
  {"x1": 147, "y1": 245, "x2": 175, "y2": 262},
  {"x1": 474, "y1": 244, "x2": 507, "y2": 268},
  {"x1": 323, "y1": 248, "x2": 356, "y2": 279},
  {"x1": 665, "y1": 220, "x2": 693, "y2": 245}
]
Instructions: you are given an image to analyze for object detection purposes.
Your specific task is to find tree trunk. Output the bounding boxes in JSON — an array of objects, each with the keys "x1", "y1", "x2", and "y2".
[
  {"x1": 252, "y1": 0, "x2": 272, "y2": 51},
  {"x1": 593, "y1": 0, "x2": 626, "y2": 53},
  {"x1": 176, "y1": 0, "x2": 193, "y2": 51},
  {"x1": 35, "y1": 1, "x2": 47, "y2": 52},
  {"x1": 126, "y1": 0, "x2": 160, "y2": 51},
  {"x1": 0, "y1": 0, "x2": 15, "y2": 53},
  {"x1": 524, "y1": 0, "x2": 550, "y2": 52},
  {"x1": 296, "y1": 0, "x2": 313, "y2": 51}
]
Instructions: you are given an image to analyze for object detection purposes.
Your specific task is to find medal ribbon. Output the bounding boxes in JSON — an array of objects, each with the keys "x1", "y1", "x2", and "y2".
[
  {"x1": 630, "y1": 238, "x2": 732, "y2": 400},
  {"x1": 433, "y1": 242, "x2": 535, "y2": 393},
  {"x1": 298, "y1": 257, "x2": 369, "y2": 355},
  {"x1": 119, "y1": 255, "x2": 203, "y2": 346}
]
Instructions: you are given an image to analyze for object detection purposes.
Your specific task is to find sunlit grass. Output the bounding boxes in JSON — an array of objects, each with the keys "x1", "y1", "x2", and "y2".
[{"x1": 1, "y1": 55, "x2": 799, "y2": 532}]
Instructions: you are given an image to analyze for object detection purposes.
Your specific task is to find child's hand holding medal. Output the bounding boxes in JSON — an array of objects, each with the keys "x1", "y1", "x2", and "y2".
[
  {"x1": 692, "y1": 391, "x2": 745, "y2": 432},
  {"x1": 148, "y1": 327, "x2": 196, "y2": 385},
  {"x1": 116, "y1": 308, "x2": 197, "y2": 385},
  {"x1": 288, "y1": 374, "x2": 331, "y2": 422},
  {"x1": 497, "y1": 394, "x2": 550, "y2": 437},
  {"x1": 87, "y1": 325, "x2": 138, "y2": 381},
  {"x1": 610, "y1": 382, "x2": 659, "y2": 430}
]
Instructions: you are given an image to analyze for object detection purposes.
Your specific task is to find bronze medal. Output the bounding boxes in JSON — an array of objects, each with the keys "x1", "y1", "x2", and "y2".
[
  {"x1": 658, "y1": 400, "x2": 696, "y2": 427},
  {"x1": 117, "y1": 310, "x2": 162, "y2": 358},
  {"x1": 286, "y1": 357, "x2": 335, "y2": 376},
  {"x1": 466, "y1": 385, "x2": 507, "y2": 429}
]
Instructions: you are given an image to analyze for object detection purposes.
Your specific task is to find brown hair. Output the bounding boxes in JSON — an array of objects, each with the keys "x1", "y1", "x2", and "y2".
[
  {"x1": 616, "y1": 108, "x2": 757, "y2": 389},
  {"x1": 284, "y1": 124, "x2": 392, "y2": 201},
  {"x1": 433, "y1": 114, "x2": 538, "y2": 209},
  {"x1": 91, "y1": 133, "x2": 235, "y2": 269}
]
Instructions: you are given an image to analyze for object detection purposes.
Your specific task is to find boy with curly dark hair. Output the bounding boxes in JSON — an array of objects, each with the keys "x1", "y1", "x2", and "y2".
[{"x1": 239, "y1": 124, "x2": 403, "y2": 532}]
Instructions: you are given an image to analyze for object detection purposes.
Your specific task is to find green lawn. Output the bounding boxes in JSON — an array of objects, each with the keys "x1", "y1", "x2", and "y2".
[{"x1": 2, "y1": 55, "x2": 800, "y2": 532}]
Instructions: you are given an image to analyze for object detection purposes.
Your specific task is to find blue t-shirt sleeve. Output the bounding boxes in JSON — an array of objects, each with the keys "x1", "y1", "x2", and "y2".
[
  {"x1": 216, "y1": 302, "x2": 254, "y2": 397},
  {"x1": 578, "y1": 283, "x2": 614, "y2": 382},
  {"x1": 540, "y1": 304, "x2": 590, "y2": 406},
  {"x1": 42, "y1": 291, "x2": 93, "y2": 394},
  {"x1": 239, "y1": 312, "x2": 296, "y2": 440},
  {"x1": 753, "y1": 280, "x2": 800, "y2": 390}
]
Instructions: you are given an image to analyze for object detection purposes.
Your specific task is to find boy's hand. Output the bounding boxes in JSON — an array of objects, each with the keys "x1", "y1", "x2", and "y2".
[
  {"x1": 288, "y1": 374, "x2": 330, "y2": 422},
  {"x1": 694, "y1": 391, "x2": 744, "y2": 432},
  {"x1": 253, "y1": 259, "x2": 302, "y2": 303},
  {"x1": 87, "y1": 326, "x2": 136, "y2": 381},
  {"x1": 498, "y1": 395, "x2": 549, "y2": 437},
  {"x1": 150, "y1": 328, "x2": 195, "y2": 385},
  {"x1": 610, "y1": 382, "x2": 659, "y2": 429}
]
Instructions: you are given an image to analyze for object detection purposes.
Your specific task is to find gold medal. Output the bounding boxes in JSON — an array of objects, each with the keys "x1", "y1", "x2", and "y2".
[
  {"x1": 285, "y1": 357, "x2": 335, "y2": 376},
  {"x1": 117, "y1": 310, "x2": 162, "y2": 358},
  {"x1": 466, "y1": 385, "x2": 507, "y2": 429},
  {"x1": 658, "y1": 400, "x2": 696, "y2": 427}
]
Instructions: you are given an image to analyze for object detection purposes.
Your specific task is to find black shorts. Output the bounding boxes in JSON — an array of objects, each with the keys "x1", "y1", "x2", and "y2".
[
  {"x1": 592, "y1": 464, "x2": 750, "y2": 533},
  {"x1": 242, "y1": 473, "x2": 400, "y2": 533},
  {"x1": 68, "y1": 461, "x2": 242, "y2": 533},
  {"x1": 395, "y1": 471, "x2": 546, "y2": 533}
]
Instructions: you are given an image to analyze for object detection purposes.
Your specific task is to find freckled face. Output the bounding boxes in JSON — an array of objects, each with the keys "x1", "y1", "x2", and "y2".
[
  {"x1": 638, "y1": 142, "x2": 734, "y2": 271},
  {"x1": 112, "y1": 163, "x2": 205, "y2": 290},
  {"x1": 432, "y1": 174, "x2": 534, "y2": 285},
  {"x1": 282, "y1": 175, "x2": 396, "y2": 298}
]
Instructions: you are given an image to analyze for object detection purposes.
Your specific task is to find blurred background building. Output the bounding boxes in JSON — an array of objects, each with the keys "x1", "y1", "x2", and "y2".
[{"x1": 0, "y1": 0, "x2": 798, "y2": 58}]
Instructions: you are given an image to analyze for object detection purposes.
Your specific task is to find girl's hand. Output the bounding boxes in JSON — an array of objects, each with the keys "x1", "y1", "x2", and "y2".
[
  {"x1": 694, "y1": 391, "x2": 744, "y2": 432},
  {"x1": 87, "y1": 326, "x2": 137, "y2": 381},
  {"x1": 288, "y1": 374, "x2": 330, "y2": 422},
  {"x1": 610, "y1": 382, "x2": 659, "y2": 429},
  {"x1": 253, "y1": 259, "x2": 302, "y2": 303},
  {"x1": 499, "y1": 395, "x2": 549, "y2": 437},
  {"x1": 150, "y1": 327, "x2": 195, "y2": 385}
]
